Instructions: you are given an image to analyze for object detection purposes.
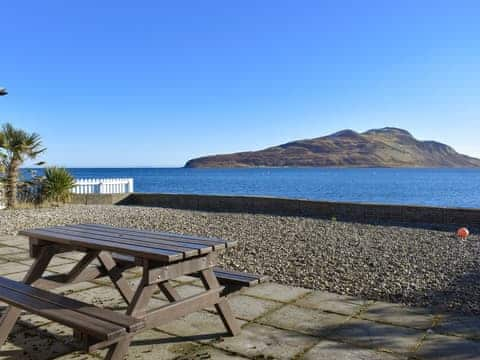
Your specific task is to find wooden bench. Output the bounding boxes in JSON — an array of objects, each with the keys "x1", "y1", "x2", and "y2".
[
  {"x1": 190, "y1": 267, "x2": 269, "y2": 294},
  {"x1": 2, "y1": 224, "x2": 262, "y2": 359},
  {"x1": 0, "y1": 276, "x2": 143, "y2": 355}
]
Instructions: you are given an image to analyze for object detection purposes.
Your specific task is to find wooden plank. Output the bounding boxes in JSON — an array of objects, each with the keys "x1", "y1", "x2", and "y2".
[
  {"x1": 80, "y1": 223, "x2": 235, "y2": 249},
  {"x1": 146, "y1": 253, "x2": 216, "y2": 285},
  {"x1": 158, "y1": 282, "x2": 181, "y2": 302},
  {"x1": 190, "y1": 267, "x2": 267, "y2": 287},
  {"x1": 19, "y1": 229, "x2": 182, "y2": 263},
  {"x1": 65, "y1": 250, "x2": 100, "y2": 282},
  {"x1": 56, "y1": 225, "x2": 206, "y2": 256},
  {"x1": 0, "y1": 245, "x2": 56, "y2": 345},
  {"x1": 0, "y1": 281, "x2": 126, "y2": 340},
  {"x1": 97, "y1": 252, "x2": 135, "y2": 304},
  {"x1": 43, "y1": 227, "x2": 199, "y2": 259},
  {"x1": 200, "y1": 268, "x2": 240, "y2": 336},
  {"x1": 70, "y1": 224, "x2": 215, "y2": 254},
  {"x1": 144, "y1": 288, "x2": 222, "y2": 329},
  {"x1": 212, "y1": 268, "x2": 263, "y2": 286},
  {"x1": 0, "y1": 276, "x2": 143, "y2": 333}
]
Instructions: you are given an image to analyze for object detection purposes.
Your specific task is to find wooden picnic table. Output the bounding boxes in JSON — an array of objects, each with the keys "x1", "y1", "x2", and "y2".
[{"x1": 0, "y1": 224, "x2": 242, "y2": 360}]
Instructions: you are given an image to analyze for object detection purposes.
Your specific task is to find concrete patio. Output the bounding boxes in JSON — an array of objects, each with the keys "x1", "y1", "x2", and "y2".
[{"x1": 0, "y1": 235, "x2": 479, "y2": 359}]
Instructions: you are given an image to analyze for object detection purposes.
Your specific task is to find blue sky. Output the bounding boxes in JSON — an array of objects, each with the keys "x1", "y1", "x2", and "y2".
[{"x1": 1, "y1": 1, "x2": 479, "y2": 167}]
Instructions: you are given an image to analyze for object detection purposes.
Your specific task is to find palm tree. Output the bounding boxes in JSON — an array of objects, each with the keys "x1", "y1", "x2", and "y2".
[{"x1": 0, "y1": 123, "x2": 45, "y2": 208}]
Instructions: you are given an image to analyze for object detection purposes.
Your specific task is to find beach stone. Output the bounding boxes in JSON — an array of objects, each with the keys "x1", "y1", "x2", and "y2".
[
  {"x1": 329, "y1": 318, "x2": 425, "y2": 354},
  {"x1": 241, "y1": 283, "x2": 310, "y2": 302},
  {"x1": 359, "y1": 301, "x2": 435, "y2": 329},
  {"x1": 302, "y1": 339, "x2": 405, "y2": 360},
  {"x1": 415, "y1": 334, "x2": 480, "y2": 360},
  {"x1": 258, "y1": 304, "x2": 348, "y2": 336},
  {"x1": 214, "y1": 323, "x2": 318, "y2": 360}
]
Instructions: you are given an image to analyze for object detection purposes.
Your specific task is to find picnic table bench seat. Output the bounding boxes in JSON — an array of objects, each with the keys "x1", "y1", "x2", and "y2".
[
  {"x1": 0, "y1": 224, "x2": 258, "y2": 359},
  {"x1": 0, "y1": 276, "x2": 143, "y2": 346},
  {"x1": 190, "y1": 267, "x2": 269, "y2": 291}
]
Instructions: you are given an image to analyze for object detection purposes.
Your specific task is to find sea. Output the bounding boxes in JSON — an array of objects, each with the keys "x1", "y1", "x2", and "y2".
[{"x1": 22, "y1": 167, "x2": 480, "y2": 209}]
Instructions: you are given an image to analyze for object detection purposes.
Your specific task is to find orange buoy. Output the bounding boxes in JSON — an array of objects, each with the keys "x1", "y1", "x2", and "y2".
[{"x1": 457, "y1": 227, "x2": 470, "y2": 240}]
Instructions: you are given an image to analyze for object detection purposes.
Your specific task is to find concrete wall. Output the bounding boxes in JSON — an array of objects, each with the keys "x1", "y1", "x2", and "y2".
[
  {"x1": 105, "y1": 193, "x2": 480, "y2": 228},
  {"x1": 71, "y1": 193, "x2": 130, "y2": 205}
]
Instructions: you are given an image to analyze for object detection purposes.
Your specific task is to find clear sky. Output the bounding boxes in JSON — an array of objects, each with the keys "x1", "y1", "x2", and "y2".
[{"x1": 1, "y1": 1, "x2": 479, "y2": 167}]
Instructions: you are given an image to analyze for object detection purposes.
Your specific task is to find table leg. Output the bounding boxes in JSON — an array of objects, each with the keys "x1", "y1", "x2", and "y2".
[
  {"x1": 199, "y1": 268, "x2": 241, "y2": 336},
  {"x1": 158, "y1": 281, "x2": 181, "y2": 302},
  {"x1": 97, "y1": 252, "x2": 134, "y2": 304},
  {"x1": 0, "y1": 245, "x2": 56, "y2": 345},
  {"x1": 127, "y1": 261, "x2": 157, "y2": 318},
  {"x1": 105, "y1": 335, "x2": 132, "y2": 360}
]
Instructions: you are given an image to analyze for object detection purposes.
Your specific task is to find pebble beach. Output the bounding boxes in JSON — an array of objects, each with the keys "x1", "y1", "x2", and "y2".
[{"x1": 1, "y1": 204, "x2": 480, "y2": 315}]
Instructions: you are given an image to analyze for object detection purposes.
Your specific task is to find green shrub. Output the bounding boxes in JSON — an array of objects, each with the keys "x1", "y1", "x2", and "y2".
[{"x1": 42, "y1": 167, "x2": 75, "y2": 203}]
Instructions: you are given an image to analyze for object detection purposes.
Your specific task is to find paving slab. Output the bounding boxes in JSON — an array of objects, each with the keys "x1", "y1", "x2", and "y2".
[
  {"x1": 179, "y1": 346, "x2": 249, "y2": 359},
  {"x1": 125, "y1": 329, "x2": 200, "y2": 360},
  {"x1": 4, "y1": 270, "x2": 55, "y2": 282},
  {"x1": 359, "y1": 301, "x2": 435, "y2": 330},
  {"x1": 225, "y1": 294, "x2": 282, "y2": 321},
  {"x1": 415, "y1": 333, "x2": 480, "y2": 360},
  {"x1": 0, "y1": 236, "x2": 29, "y2": 249},
  {"x1": 50, "y1": 281, "x2": 99, "y2": 296},
  {"x1": 434, "y1": 314, "x2": 480, "y2": 340},
  {"x1": 52, "y1": 351, "x2": 95, "y2": 359},
  {"x1": 258, "y1": 304, "x2": 349, "y2": 337},
  {"x1": 3, "y1": 252, "x2": 33, "y2": 262},
  {"x1": 157, "y1": 310, "x2": 246, "y2": 341},
  {"x1": 0, "y1": 246, "x2": 26, "y2": 256},
  {"x1": 174, "y1": 284, "x2": 205, "y2": 298},
  {"x1": 0, "y1": 262, "x2": 30, "y2": 276},
  {"x1": 295, "y1": 290, "x2": 368, "y2": 316},
  {"x1": 214, "y1": 323, "x2": 318, "y2": 360},
  {"x1": 1, "y1": 327, "x2": 72, "y2": 360},
  {"x1": 241, "y1": 282, "x2": 310, "y2": 302},
  {"x1": 328, "y1": 318, "x2": 425, "y2": 354},
  {"x1": 302, "y1": 339, "x2": 406, "y2": 360}
]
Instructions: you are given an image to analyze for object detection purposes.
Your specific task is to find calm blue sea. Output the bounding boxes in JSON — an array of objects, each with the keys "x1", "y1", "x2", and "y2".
[{"x1": 23, "y1": 168, "x2": 480, "y2": 208}]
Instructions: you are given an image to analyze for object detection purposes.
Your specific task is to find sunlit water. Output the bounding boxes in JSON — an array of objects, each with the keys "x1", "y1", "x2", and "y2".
[{"x1": 23, "y1": 168, "x2": 480, "y2": 208}]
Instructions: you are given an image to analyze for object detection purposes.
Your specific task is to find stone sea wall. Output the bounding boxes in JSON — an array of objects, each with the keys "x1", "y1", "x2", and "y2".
[{"x1": 71, "y1": 193, "x2": 480, "y2": 228}]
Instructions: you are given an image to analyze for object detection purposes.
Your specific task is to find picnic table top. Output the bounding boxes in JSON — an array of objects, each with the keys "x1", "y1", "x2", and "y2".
[{"x1": 19, "y1": 224, "x2": 237, "y2": 263}]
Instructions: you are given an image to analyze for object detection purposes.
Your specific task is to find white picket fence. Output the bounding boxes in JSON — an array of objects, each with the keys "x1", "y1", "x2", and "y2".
[{"x1": 72, "y1": 178, "x2": 134, "y2": 194}]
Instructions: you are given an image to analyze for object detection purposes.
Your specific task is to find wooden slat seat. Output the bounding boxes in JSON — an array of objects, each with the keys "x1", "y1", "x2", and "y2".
[
  {"x1": 20, "y1": 224, "x2": 236, "y2": 263},
  {"x1": 192, "y1": 267, "x2": 269, "y2": 288},
  {"x1": 0, "y1": 276, "x2": 143, "y2": 342},
  {"x1": 211, "y1": 267, "x2": 269, "y2": 287}
]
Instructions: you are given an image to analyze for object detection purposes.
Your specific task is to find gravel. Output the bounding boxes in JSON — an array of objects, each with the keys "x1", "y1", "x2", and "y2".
[{"x1": 1, "y1": 204, "x2": 480, "y2": 314}]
